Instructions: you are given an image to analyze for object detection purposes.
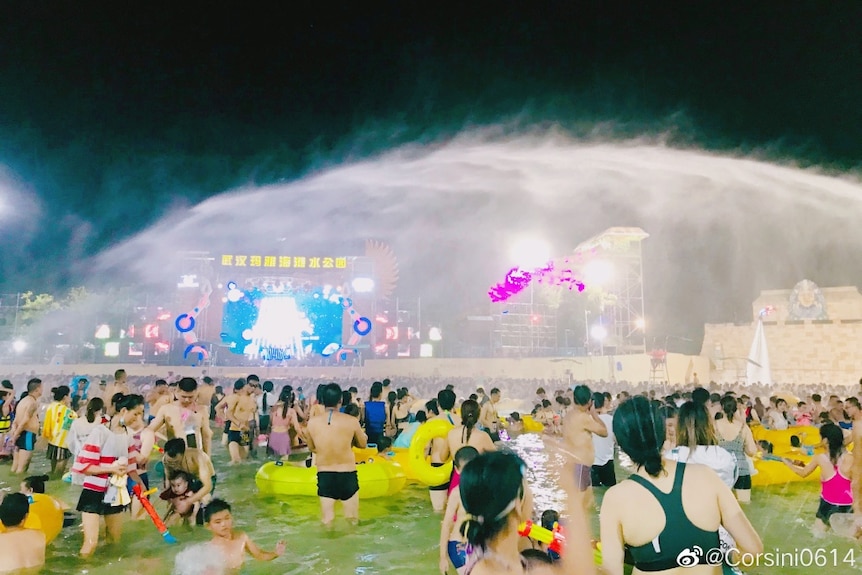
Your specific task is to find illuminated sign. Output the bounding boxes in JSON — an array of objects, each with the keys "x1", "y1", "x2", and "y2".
[
  {"x1": 178, "y1": 274, "x2": 199, "y2": 288},
  {"x1": 220, "y1": 255, "x2": 348, "y2": 269}
]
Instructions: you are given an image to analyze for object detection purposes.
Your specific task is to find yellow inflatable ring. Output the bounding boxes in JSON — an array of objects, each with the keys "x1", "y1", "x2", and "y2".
[
  {"x1": 408, "y1": 419, "x2": 454, "y2": 486},
  {"x1": 255, "y1": 459, "x2": 406, "y2": 499},
  {"x1": 751, "y1": 425, "x2": 820, "y2": 451},
  {"x1": 0, "y1": 494, "x2": 63, "y2": 543},
  {"x1": 521, "y1": 415, "x2": 545, "y2": 433}
]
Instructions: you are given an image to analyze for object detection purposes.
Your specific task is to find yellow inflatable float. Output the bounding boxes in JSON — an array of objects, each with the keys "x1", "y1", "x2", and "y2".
[
  {"x1": 0, "y1": 494, "x2": 64, "y2": 543},
  {"x1": 408, "y1": 419, "x2": 454, "y2": 485},
  {"x1": 522, "y1": 415, "x2": 545, "y2": 433},
  {"x1": 255, "y1": 460, "x2": 407, "y2": 499},
  {"x1": 750, "y1": 425, "x2": 823, "y2": 486}
]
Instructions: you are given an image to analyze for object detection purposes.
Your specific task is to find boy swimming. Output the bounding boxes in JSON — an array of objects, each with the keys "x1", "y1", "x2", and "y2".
[{"x1": 204, "y1": 499, "x2": 285, "y2": 570}]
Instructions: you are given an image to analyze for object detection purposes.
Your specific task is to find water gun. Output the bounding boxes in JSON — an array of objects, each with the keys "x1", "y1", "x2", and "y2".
[
  {"x1": 132, "y1": 483, "x2": 177, "y2": 544},
  {"x1": 518, "y1": 520, "x2": 565, "y2": 555}
]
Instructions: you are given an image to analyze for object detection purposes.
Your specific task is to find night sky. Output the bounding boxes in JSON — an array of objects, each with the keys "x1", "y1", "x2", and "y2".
[{"x1": 1, "y1": 2, "x2": 861, "y2": 348}]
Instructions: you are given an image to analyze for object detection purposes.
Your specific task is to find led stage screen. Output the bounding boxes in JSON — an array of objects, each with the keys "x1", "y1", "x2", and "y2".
[{"x1": 220, "y1": 284, "x2": 344, "y2": 360}]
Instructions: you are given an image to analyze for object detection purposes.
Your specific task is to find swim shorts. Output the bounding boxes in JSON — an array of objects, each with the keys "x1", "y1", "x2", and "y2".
[
  {"x1": 429, "y1": 462, "x2": 451, "y2": 492},
  {"x1": 76, "y1": 488, "x2": 127, "y2": 516},
  {"x1": 447, "y1": 541, "x2": 468, "y2": 569},
  {"x1": 317, "y1": 470, "x2": 359, "y2": 501},
  {"x1": 15, "y1": 430, "x2": 36, "y2": 451},
  {"x1": 227, "y1": 430, "x2": 249, "y2": 446},
  {"x1": 47, "y1": 443, "x2": 71, "y2": 461},
  {"x1": 574, "y1": 463, "x2": 592, "y2": 492},
  {"x1": 816, "y1": 498, "x2": 852, "y2": 523},
  {"x1": 733, "y1": 475, "x2": 752, "y2": 490}
]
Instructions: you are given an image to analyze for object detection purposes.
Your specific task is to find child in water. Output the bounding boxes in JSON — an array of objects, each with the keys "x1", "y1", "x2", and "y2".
[
  {"x1": 161, "y1": 471, "x2": 203, "y2": 527},
  {"x1": 204, "y1": 499, "x2": 285, "y2": 569}
]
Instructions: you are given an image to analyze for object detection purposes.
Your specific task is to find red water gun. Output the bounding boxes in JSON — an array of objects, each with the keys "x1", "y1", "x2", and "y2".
[{"x1": 518, "y1": 520, "x2": 565, "y2": 555}]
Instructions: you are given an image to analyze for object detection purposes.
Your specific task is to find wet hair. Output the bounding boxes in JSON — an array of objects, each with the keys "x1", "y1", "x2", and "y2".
[
  {"x1": 178, "y1": 377, "x2": 198, "y2": 393},
  {"x1": 676, "y1": 401, "x2": 717, "y2": 451},
  {"x1": 460, "y1": 399, "x2": 481, "y2": 445},
  {"x1": 111, "y1": 392, "x2": 124, "y2": 407},
  {"x1": 790, "y1": 435, "x2": 801, "y2": 448},
  {"x1": 490, "y1": 387, "x2": 500, "y2": 396},
  {"x1": 0, "y1": 493, "x2": 29, "y2": 527},
  {"x1": 536, "y1": 387, "x2": 546, "y2": 395},
  {"x1": 341, "y1": 390, "x2": 353, "y2": 408},
  {"x1": 592, "y1": 392, "x2": 605, "y2": 410},
  {"x1": 424, "y1": 398, "x2": 439, "y2": 416},
  {"x1": 509, "y1": 412, "x2": 521, "y2": 422},
  {"x1": 521, "y1": 549, "x2": 554, "y2": 566},
  {"x1": 263, "y1": 381, "x2": 274, "y2": 393},
  {"x1": 709, "y1": 393, "x2": 722, "y2": 405},
  {"x1": 155, "y1": 379, "x2": 167, "y2": 387},
  {"x1": 820, "y1": 423, "x2": 845, "y2": 465},
  {"x1": 691, "y1": 387, "x2": 709, "y2": 405},
  {"x1": 247, "y1": 374, "x2": 260, "y2": 384},
  {"x1": 541, "y1": 399, "x2": 552, "y2": 408},
  {"x1": 437, "y1": 389, "x2": 456, "y2": 411},
  {"x1": 23, "y1": 474, "x2": 49, "y2": 494},
  {"x1": 27, "y1": 378, "x2": 42, "y2": 393},
  {"x1": 454, "y1": 445, "x2": 480, "y2": 470},
  {"x1": 812, "y1": 393, "x2": 822, "y2": 402},
  {"x1": 573, "y1": 385, "x2": 592, "y2": 406},
  {"x1": 720, "y1": 395, "x2": 738, "y2": 423},
  {"x1": 51, "y1": 385, "x2": 71, "y2": 402},
  {"x1": 169, "y1": 470, "x2": 193, "y2": 484},
  {"x1": 613, "y1": 396, "x2": 665, "y2": 477},
  {"x1": 382, "y1": 378, "x2": 390, "y2": 387},
  {"x1": 278, "y1": 387, "x2": 295, "y2": 418},
  {"x1": 415, "y1": 410, "x2": 427, "y2": 423},
  {"x1": 540, "y1": 509, "x2": 560, "y2": 530},
  {"x1": 370, "y1": 381, "x2": 383, "y2": 400},
  {"x1": 233, "y1": 379, "x2": 246, "y2": 392},
  {"x1": 202, "y1": 377, "x2": 213, "y2": 385},
  {"x1": 847, "y1": 397, "x2": 861, "y2": 410},
  {"x1": 397, "y1": 388, "x2": 408, "y2": 401},
  {"x1": 344, "y1": 403, "x2": 360, "y2": 418},
  {"x1": 116, "y1": 394, "x2": 144, "y2": 412},
  {"x1": 321, "y1": 383, "x2": 343, "y2": 408},
  {"x1": 469, "y1": 394, "x2": 478, "y2": 401},
  {"x1": 173, "y1": 542, "x2": 227, "y2": 575},
  {"x1": 203, "y1": 498, "x2": 231, "y2": 522},
  {"x1": 164, "y1": 438, "x2": 187, "y2": 458},
  {"x1": 85, "y1": 397, "x2": 105, "y2": 423},
  {"x1": 459, "y1": 451, "x2": 526, "y2": 550},
  {"x1": 114, "y1": 369, "x2": 126, "y2": 380},
  {"x1": 376, "y1": 436, "x2": 392, "y2": 452}
]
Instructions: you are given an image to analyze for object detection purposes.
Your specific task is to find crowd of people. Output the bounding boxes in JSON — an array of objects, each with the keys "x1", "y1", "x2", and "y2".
[{"x1": 0, "y1": 368, "x2": 860, "y2": 574}]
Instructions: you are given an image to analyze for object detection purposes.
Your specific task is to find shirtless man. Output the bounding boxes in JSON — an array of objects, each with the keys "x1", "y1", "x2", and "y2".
[
  {"x1": 204, "y1": 499, "x2": 284, "y2": 569},
  {"x1": 147, "y1": 380, "x2": 172, "y2": 423},
  {"x1": 197, "y1": 377, "x2": 216, "y2": 416},
  {"x1": 162, "y1": 438, "x2": 217, "y2": 518},
  {"x1": 10, "y1": 378, "x2": 43, "y2": 474},
  {"x1": 224, "y1": 380, "x2": 257, "y2": 464},
  {"x1": 478, "y1": 387, "x2": 502, "y2": 442},
  {"x1": 305, "y1": 382, "x2": 367, "y2": 525},
  {"x1": 429, "y1": 389, "x2": 461, "y2": 512},
  {"x1": 149, "y1": 377, "x2": 213, "y2": 455},
  {"x1": 103, "y1": 369, "x2": 129, "y2": 416},
  {"x1": 563, "y1": 384, "x2": 608, "y2": 511},
  {"x1": 0, "y1": 493, "x2": 46, "y2": 573}
]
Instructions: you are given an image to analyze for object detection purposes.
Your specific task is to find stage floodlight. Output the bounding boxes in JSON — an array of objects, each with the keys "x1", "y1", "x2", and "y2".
[
  {"x1": 428, "y1": 327, "x2": 442, "y2": 341},
  {"x1": 420, "y1": 343, "x2": 433, "y2": 357},
  {"x1": 12, "y1": 340, "x2": 26, "y2": 353},
  {"x1": 510, "y1": 237, "x2": 551, "y2": 269},
  {"x1": 590, "y1": 324, "x2": 608, "y2": 341},
  {"x1": 351, "y1": 277, "x2": 375, "y2": 293}
]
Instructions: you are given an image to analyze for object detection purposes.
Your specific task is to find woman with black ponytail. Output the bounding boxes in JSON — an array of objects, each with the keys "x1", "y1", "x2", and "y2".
[
  {"x1": 458, "y1": 450, "x2": 595, "y2": 574},
  {"x1": 783, "y1": 422, "x2": 854, "y2": 534},
  {"x1": 600, "y1": 396, "x2": 762, "y2": 575},
  {"x1": 442, "y1": 400, "x2": 495, "y2": 497}
]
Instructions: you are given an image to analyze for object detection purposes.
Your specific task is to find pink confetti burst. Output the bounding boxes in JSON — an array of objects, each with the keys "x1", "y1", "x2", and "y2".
[{"x1": 488, "y1": 262, "x2": 585, "y2": 302}]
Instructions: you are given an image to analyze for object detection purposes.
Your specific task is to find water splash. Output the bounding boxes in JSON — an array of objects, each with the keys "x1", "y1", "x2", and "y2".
[{"x1": 86, "y1": 131, "x2": 862, "y2": 332}]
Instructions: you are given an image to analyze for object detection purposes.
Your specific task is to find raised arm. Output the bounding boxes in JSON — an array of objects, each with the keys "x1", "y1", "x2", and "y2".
[{"x1": 244, "y1": 533, "x2": 285, "y2": 561}]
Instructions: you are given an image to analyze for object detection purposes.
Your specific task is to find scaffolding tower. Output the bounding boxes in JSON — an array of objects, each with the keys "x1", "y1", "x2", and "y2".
[
  {"x1": 572, "y1": 227, "x2": 648, "y2": 354},
  {"x1": 491, "y1": 296, "x2": 558, "y2": 357}
]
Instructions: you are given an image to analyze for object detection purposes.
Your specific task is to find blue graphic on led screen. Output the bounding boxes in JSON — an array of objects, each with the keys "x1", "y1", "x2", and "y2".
[{"x1": 220, "y1": 284, "x2": 343, "y2": 359}]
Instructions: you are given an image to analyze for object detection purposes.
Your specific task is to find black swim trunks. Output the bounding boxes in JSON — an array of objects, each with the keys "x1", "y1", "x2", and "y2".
[
  {"x1": 227, "y1": 430, "x2": 250, "y2": 446},
  {"x1": 429, "y1": 461, "x2": 451, "y2": 492},
  {"x1": 15, "y1": 430, "x2": 36, "y2": 451},
  {"x1": 317, "y1": 471, "x2": 359, "y2": 501}
]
